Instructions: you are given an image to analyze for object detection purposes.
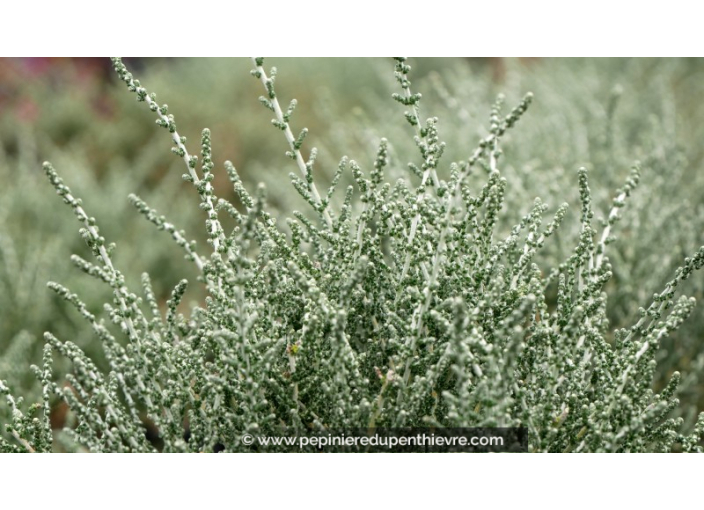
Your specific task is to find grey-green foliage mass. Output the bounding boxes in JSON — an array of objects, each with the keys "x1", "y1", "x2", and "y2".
[{"x1": 1, "y1": 57, "x2": 704, "y2": 452}]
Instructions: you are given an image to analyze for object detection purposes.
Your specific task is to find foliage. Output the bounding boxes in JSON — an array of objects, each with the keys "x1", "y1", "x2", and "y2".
[{"x1": 1, "y1": 57, "x2": 704, "y2": 452}]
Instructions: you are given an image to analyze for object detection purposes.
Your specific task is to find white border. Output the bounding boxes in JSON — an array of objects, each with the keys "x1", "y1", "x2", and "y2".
[
  {"x1": 1, "y1": 2, "x2": 699, "y2": 57},
  {"x1": 1, "y1": 453, "x2": 700, "y2": 507}
]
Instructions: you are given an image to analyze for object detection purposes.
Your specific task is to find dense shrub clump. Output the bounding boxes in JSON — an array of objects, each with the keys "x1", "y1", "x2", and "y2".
[{"x1": 1, "y1": 57, "x2": 703, "y2": 452}]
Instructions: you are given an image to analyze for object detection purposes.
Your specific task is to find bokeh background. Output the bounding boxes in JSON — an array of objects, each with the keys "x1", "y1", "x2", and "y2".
[{"x1": 2, "y1": 57, "x2": 704, "y2": 435}]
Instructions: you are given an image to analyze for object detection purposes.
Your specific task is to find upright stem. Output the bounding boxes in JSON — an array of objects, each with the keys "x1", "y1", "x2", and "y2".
[{"x1": 251, "y1": 58, "x2": 333, "y2": 231}]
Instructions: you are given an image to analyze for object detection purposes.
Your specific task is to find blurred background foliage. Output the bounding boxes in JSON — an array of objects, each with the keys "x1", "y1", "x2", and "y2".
[{"x1": 1, "y1": 57, "x2": 704, "y2": 433}]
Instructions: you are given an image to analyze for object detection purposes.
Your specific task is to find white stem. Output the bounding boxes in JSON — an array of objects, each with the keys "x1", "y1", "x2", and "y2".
[
  {"x1": 159, "y1": 113, "x2": 225, "y2": 256},
  {"x1": 403, "y1": 80, "x2": 440, "y2": 189},
  {"x1": 62, "y1": 190, "x2": 140, "y2": 342},
  {"x1": 595, "y1": 191, "x2": 626, "y2": 269},
  {"x1": 11, "y1": 430, "x2": 35, "y2": 453},
  {"x1": 401, "y1": 148, "x2": 478, "y2": 386},
  {"x1": 117, "y1": 68, "x2": 229, "y2": 281},
  {"x1": 251, "y1": 58, "x2": 333, "y2": 231}
]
